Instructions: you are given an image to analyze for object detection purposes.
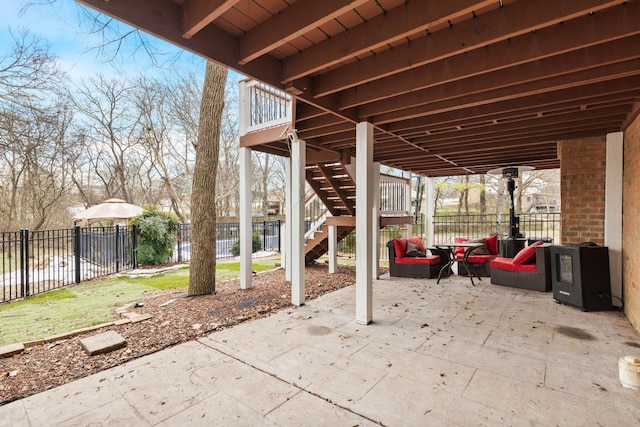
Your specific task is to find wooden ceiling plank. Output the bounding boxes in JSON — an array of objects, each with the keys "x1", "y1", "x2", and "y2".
[
  {"x1": 398, "y1": 106, "x2": 630, "y2": 142},
  {"x1": 238, "y1": 0, "x2": 369, "y2": 65},
  {"x1": 410, "y1": 118, "x2": 625, "y2": 149},
  {"x1": 313, "y1": 0, "x2": 629, "y2": 96},
  {"x1": 337, "y1": 5, "x2": 640, "y2": 108},
  {"x1": 181, "y1": 0, "x2": 240, "y2": 39},
  {"x1": 373, "y1": 74, "x2": 640, "y2": 124},
  {"x1": 281, "y1": 0, "x2": 497, "y2": 83},
  {"x1": 359, "y1": 56, "x2": 640, "y2": 118},
  {"x1": 388, "y1": 94, "x2": 638, "y2": 134}
]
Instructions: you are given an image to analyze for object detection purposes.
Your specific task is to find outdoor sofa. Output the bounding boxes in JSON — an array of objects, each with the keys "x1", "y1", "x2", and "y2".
[
  {"x1": 387, "y1": 237, "x2": 448, "y2": 279},
  {"x1": 489, "y1": 241, "x2": 552, "y2": 292}
]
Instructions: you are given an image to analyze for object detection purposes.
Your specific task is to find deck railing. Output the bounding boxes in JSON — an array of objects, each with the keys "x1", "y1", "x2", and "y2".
[{"x1": 239, "y1": 79, "x2": 293, "y2": 135}]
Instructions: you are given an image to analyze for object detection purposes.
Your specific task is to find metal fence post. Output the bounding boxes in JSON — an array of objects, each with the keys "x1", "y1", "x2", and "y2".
[
  {"x1": 263, "y1": 220, "x2": 267, "y2": 251},
  {"x1": 74, "y1": 226, "x2": 81, "y2": 284},
  {"x1": 22, "y1": 229, "x2": 30, "y2": 297},
  {"x1": 177, "y1": 225, "x2": 182, "y2": 262},
  {"x1": 132, "y1": 224, "x2": 138, "y2": 269},
  {"x1": 115, "y1": 224, "x2": 120, "y2": 273},
  {"x1": 277, "y1": 219, "x2": 281, "y2": 252}
]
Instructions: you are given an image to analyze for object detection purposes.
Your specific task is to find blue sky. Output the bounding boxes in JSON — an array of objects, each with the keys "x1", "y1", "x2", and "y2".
[{"x1": 0, "y1": 0, "x2": 205, "y2": 80}]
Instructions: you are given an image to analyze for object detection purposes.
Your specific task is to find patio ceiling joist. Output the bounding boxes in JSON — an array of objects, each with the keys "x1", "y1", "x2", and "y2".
[
  {"x1": 280, "y1": 0, "x2": 497, "y2": 83},
  {"x1": 181, "y1": 0, "x2": 240, "y2": 39},
  {"x1": 237, "y1": 0, "x2": 370, "y2": 65},
  {"x1": 310, "y1": 0, "x2": 629, "y2": 97}
]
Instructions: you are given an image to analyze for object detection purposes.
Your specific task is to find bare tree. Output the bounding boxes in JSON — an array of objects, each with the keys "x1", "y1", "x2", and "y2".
[
  {"x1": 189, "y1": 61, "x2": 227, "y2": 296},
  {"x1": 133, "y1": 75, "x2": 189, "y2": 221},
  {"x1": 73, "y1": 74, "x2": 144, "y2": 202},
  {"x1": 0, "y1": 29, "x2": 59, "y2": 109}
]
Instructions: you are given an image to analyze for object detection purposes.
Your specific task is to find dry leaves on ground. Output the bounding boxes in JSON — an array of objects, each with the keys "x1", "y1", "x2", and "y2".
[{"x1": 0, "y1": 263, "x2": 376, "y2": 405}]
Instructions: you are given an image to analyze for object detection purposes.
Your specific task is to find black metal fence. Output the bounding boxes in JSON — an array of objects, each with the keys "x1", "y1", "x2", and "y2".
[
  {"x1": 432, "y1": 213, "x2": 562, "y2": 244},
  {"x1": 1, "y1": 220, "x2": 283, "y2": 304}
]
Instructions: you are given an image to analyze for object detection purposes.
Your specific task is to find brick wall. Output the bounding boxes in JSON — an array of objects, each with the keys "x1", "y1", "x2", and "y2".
[
  {"x1": 624, "y1": 114, "x2": 640, "y2": 331},
  {"x1": 559, "y1": 136, "x2": 607, "y2": 245}
]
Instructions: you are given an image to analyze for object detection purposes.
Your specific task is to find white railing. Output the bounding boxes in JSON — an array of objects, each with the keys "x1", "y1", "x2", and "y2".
[
  {"x1": 379, "y1": 173, "x2": 411, "y2": 216},
  {"x1": 239, "y1": 79, "x2": 293, "y2": 136}
]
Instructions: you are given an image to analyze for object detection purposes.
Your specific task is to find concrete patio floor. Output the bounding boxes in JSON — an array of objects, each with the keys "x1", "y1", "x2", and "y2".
[{"x1": 2, "y1": 273, "x2": 640, "y2": 426}]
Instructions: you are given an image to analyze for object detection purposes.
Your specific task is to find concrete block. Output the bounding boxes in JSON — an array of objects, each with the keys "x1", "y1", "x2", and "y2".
[
  {"x1": 79, "y1": 331, "x2": 127, "y2": 356},
  {"x1": 0, "y1": 342, "x2": 24, "y2": 358}
]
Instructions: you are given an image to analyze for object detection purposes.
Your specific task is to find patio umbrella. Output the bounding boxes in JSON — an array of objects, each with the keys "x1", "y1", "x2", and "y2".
[{"x1": 73, "y1": 198, "x2": 144, "y2": 226}]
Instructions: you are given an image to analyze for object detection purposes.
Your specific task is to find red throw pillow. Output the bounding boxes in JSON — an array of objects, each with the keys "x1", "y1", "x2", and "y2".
[
  {"x1": 454, "y1": 237, "x2": 468, "y2": 255},
  {"x1": 485, "y1": 234, "x2": 499, "y2": 255},
  {"x1": 393, "y1": 238, "x2": 407, "y2": 258},
  {"x1": 512, "y1": 240, "x2": 544, "y2": 265}
]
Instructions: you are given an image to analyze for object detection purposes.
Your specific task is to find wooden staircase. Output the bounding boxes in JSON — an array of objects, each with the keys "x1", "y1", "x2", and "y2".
[{"x1": 304, "y1": 162, "x2": 356, "y2": 264}]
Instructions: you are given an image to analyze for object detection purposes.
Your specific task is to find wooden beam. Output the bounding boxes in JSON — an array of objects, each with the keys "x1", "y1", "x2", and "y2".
[
  {"x1": 359, "y1": 57, "x2": 640, "y2": 118},
  {"x1": 372, "y1": 74, "x2": 640, "y2": 124},
  {"x1": 336, "y1": 4, "x2": 640, "y2": 107},
  {"x1": 387, "y1": 94, "x2": 638, "y2": 134},
  {"x1": 312, "y1": 0, "x2": 629, "y2": 96},
  {"x1": 239, "y1": 0, "x2": 369, "y2": 65},
  {"x1": 181, "y1": 0, "x2": 239, "y2": 39},
  {"x1": 240, "y1": 124, "x2": 290, "y2": 147},
  {"x1": 281, "y1": 0, "x2": 497, "y2": 82}
]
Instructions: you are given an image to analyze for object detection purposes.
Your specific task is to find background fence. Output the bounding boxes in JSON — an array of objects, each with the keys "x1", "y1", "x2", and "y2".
[
  {"x1": 1, "y1": 221, "x2": 282, "y2": 304},
  {"x1": 1, "y1": 215, "x2": 561, "y2": 304},
  {"x1": 432, "y1": 213, "x2": 561, "y2": 245}
]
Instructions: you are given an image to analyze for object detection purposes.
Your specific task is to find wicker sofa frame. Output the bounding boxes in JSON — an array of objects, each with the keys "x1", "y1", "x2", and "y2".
[
  {"x1": 489, "y1": 245, "x2": 552, "y2": 292},
  {"x1": 387, "y1": 240, "x2": 449, "y2": 279}
]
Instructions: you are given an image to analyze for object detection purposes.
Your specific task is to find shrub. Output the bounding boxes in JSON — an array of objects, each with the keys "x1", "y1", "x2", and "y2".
[
  {"x1": 230, "y1": 232, "x2": 262, "y2": 256},
  {"x1": 131, "y1": 208, "x2": 178, "y2": 265}
]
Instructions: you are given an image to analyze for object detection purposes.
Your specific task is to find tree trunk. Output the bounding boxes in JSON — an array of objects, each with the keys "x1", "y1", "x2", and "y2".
[{"x1": 188, "y1": 61, "x2": 227, "y2": 296}]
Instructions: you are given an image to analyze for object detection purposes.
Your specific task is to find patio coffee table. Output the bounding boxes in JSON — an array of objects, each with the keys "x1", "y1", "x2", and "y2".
[{"x1": 432, "y1": 242, "x2": 484, "y2": 286}]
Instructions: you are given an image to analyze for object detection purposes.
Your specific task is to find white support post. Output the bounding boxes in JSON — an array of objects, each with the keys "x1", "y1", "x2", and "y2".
[
  {"x1": 239, "y1": 147, "x2": 253, "y2": 289},
  {"x1": 403, "y1": 170, "x2": 412, "y2": 236},
  {"x1": 290, "y1": 133, "x2": 306, "y2": 306},
  {"x1": 356, "y1": 122, "x2": 374, "y2": 325},
  {"x1": 605, "y1": 131, "x2": 623, "y2": 307},
  {"x1": 372, "y1": 162, "x2": 380, "y2": 279},
  {"x1": 328, "y1": 224, "x2": 337, "y2": 274},
  {"x1": 426, "y1": 177, "x2": 435, "y2": 245},
  {"x1": 238, "y1": 80, "x2": 249, "y2": 138},
  {"x1": 284, "y1": 157, "x2": 292, "y2": 282}
]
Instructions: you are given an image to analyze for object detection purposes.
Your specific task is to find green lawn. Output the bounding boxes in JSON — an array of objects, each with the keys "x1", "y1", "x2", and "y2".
[{"x1": 0, "y1": 257, "x2": 280, "y2": 346}]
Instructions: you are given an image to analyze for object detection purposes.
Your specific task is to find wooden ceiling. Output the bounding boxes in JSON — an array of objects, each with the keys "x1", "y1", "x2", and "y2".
[{"x1": 77, "y1": 0, "x2": 640, "y2": 177}]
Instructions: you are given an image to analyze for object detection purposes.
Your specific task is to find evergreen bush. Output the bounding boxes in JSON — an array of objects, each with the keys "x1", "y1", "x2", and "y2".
[
  {"x1": 230, "y1": 232, "x2": 262, "y2": 256},
  {"x1": 131, "y1": 208, "x2": 178, "y2": 265}
]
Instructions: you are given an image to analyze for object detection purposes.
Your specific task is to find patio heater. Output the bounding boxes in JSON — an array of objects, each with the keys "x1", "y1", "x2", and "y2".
[{"x1": 488, "y1": 166, "x2": 534, "y2": 256}]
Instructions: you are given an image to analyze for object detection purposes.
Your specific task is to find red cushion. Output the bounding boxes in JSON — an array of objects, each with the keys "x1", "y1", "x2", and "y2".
[
  {"x1": 512, "y1": 241, "x2": 544, "y2": 265},
  {"x1": 454, "y1": 237, "x2": 468, "y2": 255},
  {"x1": 465, "y1": 254, "x2": 497, "y2": 264},
  {"x1": 486, "y1": 235, "x2": 498, "y2": 255},
  {"x1": 393, "y1": 237, "x2": 425, "y2": 258},
  {"x1": 393, "y1": 238, "x2": 407, "y2": 258},
  {"x1": 395, "y1": 255, "x2": 441, "y2": 265},
  {"x1": 490, "y1": 257, "x2": 537, "y2": 272}
]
